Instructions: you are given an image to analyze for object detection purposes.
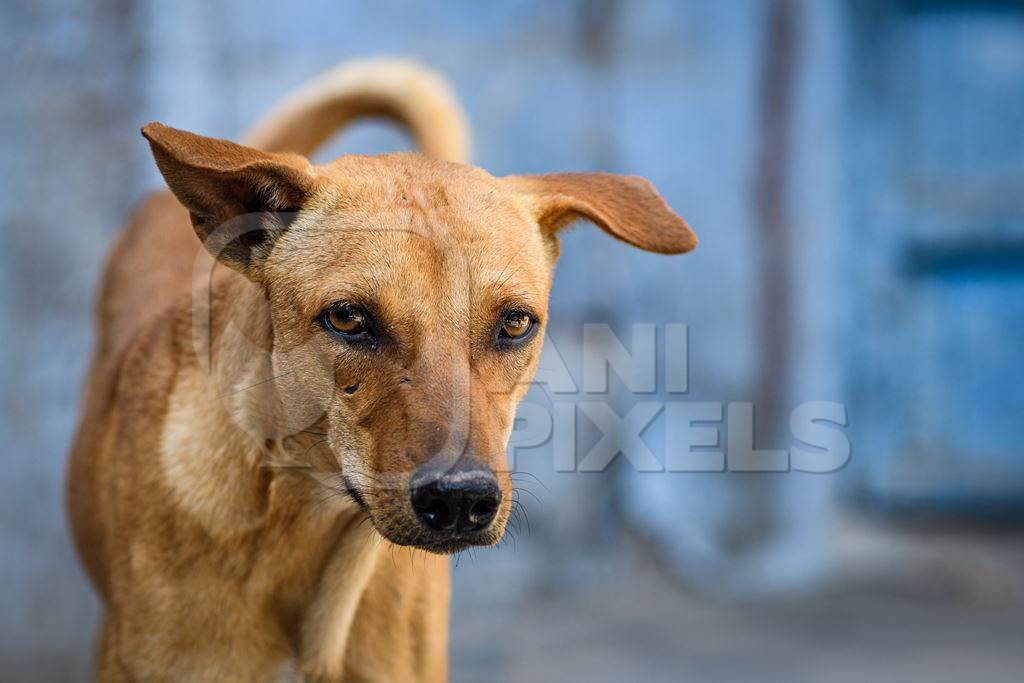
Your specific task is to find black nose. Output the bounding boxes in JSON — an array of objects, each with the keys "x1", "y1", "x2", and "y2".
[{"x1": 410, "y1": 460, "x2": 500, "y2": 534}]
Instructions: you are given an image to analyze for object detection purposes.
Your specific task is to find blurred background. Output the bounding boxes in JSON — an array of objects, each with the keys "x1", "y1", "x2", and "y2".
[{"x1": 3, "y1": 0, "x2": 1024, "y2": 681}]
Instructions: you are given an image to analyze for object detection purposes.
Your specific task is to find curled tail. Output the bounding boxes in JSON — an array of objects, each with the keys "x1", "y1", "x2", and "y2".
[{"x1": 242, "y1": 58, "x2": 470, "y2": 163}]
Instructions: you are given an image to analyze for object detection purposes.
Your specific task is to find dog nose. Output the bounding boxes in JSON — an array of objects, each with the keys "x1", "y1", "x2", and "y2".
[{"x1": 410, "y1": 460, "x2": 500, "y2": 533}]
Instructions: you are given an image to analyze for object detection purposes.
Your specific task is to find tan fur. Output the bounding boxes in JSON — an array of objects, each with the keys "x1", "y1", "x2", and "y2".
[{"x1": 67, "y1": 59, "x2": 695, "y2": 681}]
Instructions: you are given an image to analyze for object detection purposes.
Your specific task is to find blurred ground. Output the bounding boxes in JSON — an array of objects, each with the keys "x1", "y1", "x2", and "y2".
[{"x1": 451, "y1": 521, "x2": 1024, "y2": 683}]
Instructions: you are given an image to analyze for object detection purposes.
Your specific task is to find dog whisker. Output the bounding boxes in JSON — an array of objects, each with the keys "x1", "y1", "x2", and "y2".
[
  {"x1": 509, "y1": 492, "x2": 532, "y2": 535},
  {"x1": 512, "y1": 485, "x2": 542, "y2": 508},
  {"x1": 510, "y1": 470, "x2": 549, "y2": 493}
]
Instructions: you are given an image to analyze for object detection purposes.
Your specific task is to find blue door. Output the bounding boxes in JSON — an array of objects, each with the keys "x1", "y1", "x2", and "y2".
[{"x1": 846, "y1": 0, "x2": 1024, "y2": 515}]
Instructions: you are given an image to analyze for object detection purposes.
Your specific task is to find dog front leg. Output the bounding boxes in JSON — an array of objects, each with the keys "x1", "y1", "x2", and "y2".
[{"x1": 298, "y1": 522, "x2": 383, "y2": 682}]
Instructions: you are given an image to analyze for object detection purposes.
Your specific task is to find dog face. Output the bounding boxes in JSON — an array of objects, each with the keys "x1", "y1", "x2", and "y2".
[
  {"x1": 261, "y1": 156, "x2": 556, "y2": 553},
  {"x1": 143, "y1": 122, "x2": 695, "y2": 554}
]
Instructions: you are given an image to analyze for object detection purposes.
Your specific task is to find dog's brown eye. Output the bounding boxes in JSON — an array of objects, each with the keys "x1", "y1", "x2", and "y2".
[
  {"x1": 324, "y1": 304, "x2": 367, "y2": 336},
  {"x1": 496, "y1": 311, "x2": 536, "y2": 348},
  {"x1": 501, "y1": 312, "x2": 532, "y2": 338}
]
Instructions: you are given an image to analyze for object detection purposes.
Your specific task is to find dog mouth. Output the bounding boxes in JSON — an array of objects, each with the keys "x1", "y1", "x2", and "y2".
[
  {"x1": 341, "y1": 474, "x2": 369, "y2": 512},
  {"x1": 418, "y1": 538, "x2": 492, "y2": 554},
  {"x1": 391, "y1": 528, "x2": 502, "y2": 555},
  {"x1": 373, "y1": 511, "x2": 503, "y2": 555}
]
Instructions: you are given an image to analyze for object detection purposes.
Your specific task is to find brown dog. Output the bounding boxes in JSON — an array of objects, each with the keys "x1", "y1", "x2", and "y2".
[{"x1": 67, "y1": 59, "x2": 696, "y2": 681}]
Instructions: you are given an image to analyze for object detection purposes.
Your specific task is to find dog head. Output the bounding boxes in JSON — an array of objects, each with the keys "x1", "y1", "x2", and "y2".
[{"x1": 143, "y1": 122, "x2": 695, "y2": 554}]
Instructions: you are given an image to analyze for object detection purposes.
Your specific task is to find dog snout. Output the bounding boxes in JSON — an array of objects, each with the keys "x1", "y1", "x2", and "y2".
[{"x1": 410, "y1": 460, "x2": 500, "y2": 534}]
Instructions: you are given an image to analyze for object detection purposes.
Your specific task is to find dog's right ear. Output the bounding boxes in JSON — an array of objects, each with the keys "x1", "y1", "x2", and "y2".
[{"x1": 142, "y1": 122, "x2": 316, "y2": 276}]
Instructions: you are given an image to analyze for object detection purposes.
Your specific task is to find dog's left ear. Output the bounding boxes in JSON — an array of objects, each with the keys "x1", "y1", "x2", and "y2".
[
  {"x1": 505, "y1": 173, "x2": 696, "y2": 255},
  {"x1": 142, "y1": 122, "x2": 317, "y2": 277}
]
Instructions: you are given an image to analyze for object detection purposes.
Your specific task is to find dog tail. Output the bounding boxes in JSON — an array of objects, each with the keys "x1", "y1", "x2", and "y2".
[{"x1": 242, "y1": 58, "x2": 470, "y2": 163}]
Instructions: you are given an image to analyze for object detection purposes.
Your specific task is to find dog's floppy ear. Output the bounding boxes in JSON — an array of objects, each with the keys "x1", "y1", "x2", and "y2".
[
  {"x1": 506, "y1": 173, "x2": 696, "y2": 255},
  {"x1": 142, "y1": 122, "x2": 316, "y2": 275}
]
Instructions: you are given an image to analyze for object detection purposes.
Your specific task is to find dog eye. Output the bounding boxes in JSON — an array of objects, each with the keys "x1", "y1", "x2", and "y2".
[
  {"x1": 322, "y1": 304, "x2": 368, "y2": 337},
  {"x1": 501, "y1": 312, "x2": 532, "y2": 338},
  {"x1": 496, "y1": 310, "x2": 537, "y2": 347}
]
